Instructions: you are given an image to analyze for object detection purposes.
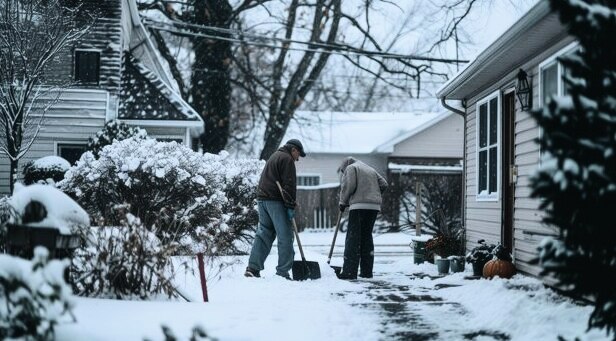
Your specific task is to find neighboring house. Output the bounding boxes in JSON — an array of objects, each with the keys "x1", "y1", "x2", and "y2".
[
  {"x1": 0, "y1": 0, "x2": 203, "y2": 194},
  {"x1": 284, "y1": 111, "x2": 463, "y2": 230},
  {"x1": 436, "y1": 0, "x2": 572, "y2": 277}
]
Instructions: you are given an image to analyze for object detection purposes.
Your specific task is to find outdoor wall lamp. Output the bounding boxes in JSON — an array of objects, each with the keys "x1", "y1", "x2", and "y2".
[{"x1": 515, "y1": 69, "x2": 532, "y2": 111}]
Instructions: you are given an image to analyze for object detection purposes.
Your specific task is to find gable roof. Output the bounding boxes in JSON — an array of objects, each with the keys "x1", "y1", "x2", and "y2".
[
  {"x1": 437, "y1": 0, "x2": 570, "y2": 100},
  {"x1": 118, "y1": 0, "x2": 202, "y2": 124},
  {"x1": 118, "y1": 52, "x2": 200, "y2": 122},
  {"x1": 283, "y1": 111, "x2": 447, "y2": 154},
  {"x1": 374, "y1": 112, "x2": 453, "y2": 153}
]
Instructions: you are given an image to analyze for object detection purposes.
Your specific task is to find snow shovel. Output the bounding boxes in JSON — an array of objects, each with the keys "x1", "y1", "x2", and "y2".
[
  {"x1": 327, "y1": 211, "x2": 343, "y2": 276},
  {"x1": 275, "y1": 181, "x2": 321, "y2": 281}
]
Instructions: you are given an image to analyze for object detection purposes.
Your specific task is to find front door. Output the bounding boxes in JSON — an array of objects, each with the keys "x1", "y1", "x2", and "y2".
[{"x1": 502, "y1": 91, "x2": 516, "y2": 253}]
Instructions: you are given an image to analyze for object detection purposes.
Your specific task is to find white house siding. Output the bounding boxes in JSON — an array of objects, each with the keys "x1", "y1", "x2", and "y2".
[
  {"x1": 0, "y1": 89, "x2": 108, "y2": 195},
  {"x1": 463, "y1": 36, "x2": 575, "y2": 276},
  {"x1": 296, "y1": 153, "x2": 388, "y2": 184},
  {"x1": 390, "y1": 114, "x2": 464, "y2": 158}
]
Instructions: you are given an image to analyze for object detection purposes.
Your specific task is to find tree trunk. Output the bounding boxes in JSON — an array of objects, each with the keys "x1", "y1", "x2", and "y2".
[
  {"x1": 9, "y1": 158, "x2": 18, "y2": 195},
  {"x1": 259, "y1": 110, "x2": 288, "y2": 160},
  {"x1": 191, "y1": 0, "x2": 232, "y2": 154}
]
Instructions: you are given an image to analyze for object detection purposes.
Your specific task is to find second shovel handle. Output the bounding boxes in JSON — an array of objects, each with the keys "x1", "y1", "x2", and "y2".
[{"x1": 327, "y1": 210, "x2": 343, "y2": 263}]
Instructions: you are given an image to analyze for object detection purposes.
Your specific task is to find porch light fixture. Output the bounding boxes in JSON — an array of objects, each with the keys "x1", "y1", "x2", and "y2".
[{"x1": 515, "y1": 69, "x2": 532, "y2": 111}]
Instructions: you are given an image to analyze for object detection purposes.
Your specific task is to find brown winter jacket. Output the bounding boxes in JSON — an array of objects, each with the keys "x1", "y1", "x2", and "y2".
[{"x1": 257, "y1": 145, "x2": 297, "y2": 208}]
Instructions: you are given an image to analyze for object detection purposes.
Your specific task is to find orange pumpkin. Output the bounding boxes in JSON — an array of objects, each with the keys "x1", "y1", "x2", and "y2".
[{"x1": 483, "y1": 259, "x2": 516, "y2": 279}]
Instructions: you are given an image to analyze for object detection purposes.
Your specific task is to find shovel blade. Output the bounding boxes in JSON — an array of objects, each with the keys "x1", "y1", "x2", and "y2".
[
  {"x1": 292, "y1": 260, "x2": 321, "y2": 281},
  {"x1": 330, "y1": 265, "x2": 342, "y2": 276}
]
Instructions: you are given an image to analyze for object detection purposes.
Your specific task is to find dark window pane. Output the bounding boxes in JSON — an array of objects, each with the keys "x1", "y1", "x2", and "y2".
[
  {"x1": 479, "y1": 103, "x2": 487, "y2": 148},
  {"x1": 489, "y1": 98, "x2": 498, "y2": 145},
  {"x1": 479, "y1": 150, "x2": 487, "y2": 193},
  {"x1": 489, "y1": 147, "x2": 498, "y2": 194},
  {"x1": 75, "y1": 50, "x2": 100, "y2": 84},
  {"x1": 541, "y1": 63, "x2": 558, "y2": 105},
  {"x1": 58, "y1": 144, "x2": 87, "y2": 165}
]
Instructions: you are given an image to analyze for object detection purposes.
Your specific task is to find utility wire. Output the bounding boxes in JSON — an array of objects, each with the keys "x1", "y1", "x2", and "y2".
[{"x1": 143, "y1": 18, "x2": 469, "y2": 64}]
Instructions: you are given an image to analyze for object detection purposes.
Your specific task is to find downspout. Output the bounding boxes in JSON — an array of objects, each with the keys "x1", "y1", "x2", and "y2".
[{"x1": 441, "y1": 97, "x2": 467, "y2": 251}]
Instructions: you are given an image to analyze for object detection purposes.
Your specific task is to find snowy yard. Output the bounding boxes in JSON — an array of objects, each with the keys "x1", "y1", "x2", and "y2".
[{"x1": 54, "y1": 232, "x2": 610, "y2": 341}]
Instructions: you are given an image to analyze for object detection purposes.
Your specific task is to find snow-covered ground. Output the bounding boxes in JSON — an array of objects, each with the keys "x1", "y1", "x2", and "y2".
[{"x1": 55, "y1": 232, "x2": 611, "y2": 341}]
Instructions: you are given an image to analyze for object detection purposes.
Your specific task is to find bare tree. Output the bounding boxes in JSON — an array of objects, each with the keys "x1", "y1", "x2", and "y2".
[
  {"x1": 138, "y1": 0, "x2": 479, "y2": 158},
  {"x1": 0, "y1": 0, "x2": 91, "y2": 193}
]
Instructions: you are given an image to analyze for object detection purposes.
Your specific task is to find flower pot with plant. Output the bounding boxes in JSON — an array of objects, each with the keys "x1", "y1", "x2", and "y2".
[
  {"x1": 465, "y1": 239, "x2": 496, "y2": 277},
  {"x1": 426, "y1": 234, "x2": 457, "y2": 274}
]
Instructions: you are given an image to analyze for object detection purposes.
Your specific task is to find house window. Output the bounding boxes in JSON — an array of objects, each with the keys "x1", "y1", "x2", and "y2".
[
  {"x1": 476, "y1": 91, "x2": 500, "y2": 201},
  {"x1": 297, "y1": 175, "x2": 320, "y2": 187},
  {"x1": 75, "y1": 50, "x2": 100, "y2": 84},
  {"x1": 539, "y1": 42, "x2": 579, "y2": 107},
  {"x1": 57, "y1": 143, "x2": 87, "y2": 165}
]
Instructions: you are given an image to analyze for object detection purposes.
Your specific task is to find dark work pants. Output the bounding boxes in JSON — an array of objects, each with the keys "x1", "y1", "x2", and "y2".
[{"x1": 341, "y1": 209, "x2": 378, "y2": 278}]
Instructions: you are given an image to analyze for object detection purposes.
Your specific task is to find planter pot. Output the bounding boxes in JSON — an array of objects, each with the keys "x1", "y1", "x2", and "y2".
[
  {"x1": 436, "y1": 258, "x2": 450, "y2": 274},
  {"x1": 450, "y1": 258, "x2": 466, "y2": 273},
  {"x1": 472, "y1": 261, "x2": 487, "y2": 277},
  {"x1": 412, "y1": 240, "x2": 426, "y2": 264}
]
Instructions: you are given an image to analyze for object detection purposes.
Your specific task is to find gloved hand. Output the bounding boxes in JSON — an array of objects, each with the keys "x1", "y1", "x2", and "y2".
[
  {"x1": 339, "y1": 204, "x2": 348, "y2": 212},
  {"x1": 286, "y1": 208, "x2": 295, "y2": 221}
]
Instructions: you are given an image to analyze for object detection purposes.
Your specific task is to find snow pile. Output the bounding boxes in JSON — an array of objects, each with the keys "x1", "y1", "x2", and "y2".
[
  {"x1": 0, "y1": 247, "x2": 73, "y2": 340},
  {"x1": 9, "y1": 184, "x2": 90, "y2": 234}
]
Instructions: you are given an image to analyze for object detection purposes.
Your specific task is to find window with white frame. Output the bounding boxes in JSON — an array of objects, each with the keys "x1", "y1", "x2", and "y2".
[
  {"x1": 297, "y1": 175, "x2": 320, "y2": 187},
  {"x1": 476, "y1": 91, "x2": 500, "y2": 200},
  {"x1": 539, "y1": 42, "x2": 579, "y2": 107}
]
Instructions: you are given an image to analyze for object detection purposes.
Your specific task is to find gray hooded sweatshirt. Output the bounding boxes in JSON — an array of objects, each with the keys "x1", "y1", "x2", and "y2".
[{"x1": 338, "y1": 157, "x2": 388, "y2": 211}]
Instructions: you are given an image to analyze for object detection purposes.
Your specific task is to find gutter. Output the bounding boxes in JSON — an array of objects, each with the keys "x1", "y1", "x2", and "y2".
[{"x1": 441, "y1": 98, "x2": 465, "y2": 117}]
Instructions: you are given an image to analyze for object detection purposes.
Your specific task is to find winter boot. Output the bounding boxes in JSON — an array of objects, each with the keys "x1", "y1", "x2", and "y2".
[{"x1": 244, "y1": 267, "x2": 261, "y2": 278}]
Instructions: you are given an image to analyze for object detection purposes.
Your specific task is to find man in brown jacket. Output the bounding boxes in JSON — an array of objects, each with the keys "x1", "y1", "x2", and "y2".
[
  {"x1": 337, "y1": 157, "x2": 388, "y2": 280},
  {"x1": 245, "y1": 139, "x2": 306, "y2": 279}
]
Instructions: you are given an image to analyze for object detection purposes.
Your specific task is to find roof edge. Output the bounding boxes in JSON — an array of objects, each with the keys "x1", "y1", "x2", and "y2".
[
  {"x1": 374, "y1": 112, "x2": 452, "y2": 153},
  {"x1": 437, "y1": 0, "x2": 551, "y2": 99}
]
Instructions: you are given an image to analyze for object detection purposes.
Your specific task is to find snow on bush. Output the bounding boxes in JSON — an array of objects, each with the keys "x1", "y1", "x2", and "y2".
[
  {"x1": 22, "y1": 156, "x2": 71, "y2": 186},
  {"x1": 0, "y1": 196, "x2": 12, "y2": 252},
  {"x1": 9, "y1": 184, "x2": 90, "y2": 235},
  {"x1": 86, "y1": 119, "x2": 147, "y2": 158},
  {"x1": 71, "y1": 210, "x2": 179, "y2": 300},
  {"x1": 59, "y1": 137, "x2": 263, "y2": 255},
  {"x1": 0, "y1": 247, "x2": 74, "y2": 340}
]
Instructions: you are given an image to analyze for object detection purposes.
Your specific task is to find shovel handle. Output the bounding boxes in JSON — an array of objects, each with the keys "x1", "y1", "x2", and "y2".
[
  {"x1": 275, "y1": 181, "x2": 307, "y2": 262},
  {"x1": 327, "y1": 210, "x2": 343, "y2": 264}
]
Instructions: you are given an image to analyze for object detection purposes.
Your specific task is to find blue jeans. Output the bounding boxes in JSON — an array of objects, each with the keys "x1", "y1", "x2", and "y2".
[{"x1": 248, "y1": 200, "x2": 295, "y2": 276}]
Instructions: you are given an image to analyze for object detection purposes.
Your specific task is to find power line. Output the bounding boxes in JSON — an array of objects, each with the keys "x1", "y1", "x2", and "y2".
[{"x1": 142, "y1": 18, "x2": 469, "y2": 64}]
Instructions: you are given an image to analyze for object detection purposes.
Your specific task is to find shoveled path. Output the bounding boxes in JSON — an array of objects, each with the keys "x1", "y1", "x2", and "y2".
[{"x1": 302, "y1": 239, "x2": 512, "y2": 341}]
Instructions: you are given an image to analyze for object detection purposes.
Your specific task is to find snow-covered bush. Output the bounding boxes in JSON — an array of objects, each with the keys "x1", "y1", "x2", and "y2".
[
  {"x1": 0, "y1": 196, "x2": 12, "y2": 252},
  {"x1": 0, "y1": 247, "x2": 74, "y2": 340},
  {"x1": 72, "y1": 211, "x2": 179, "y2": 299},
  {"x1": 22, "y1": 156, "x2": 71, "y2": 185},
  {"x1": 86, "y1": 119, "x2": 147, "y2": 157},
  {"x1": 59, "y1": 138, "x2": 263, "y2": 255},
  {"x1": 531, "y1": 0, "x2": 616, "y2": 335}
]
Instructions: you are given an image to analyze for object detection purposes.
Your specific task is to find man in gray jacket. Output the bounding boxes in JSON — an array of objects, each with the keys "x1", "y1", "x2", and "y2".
[{"x1": 337, "y1": 157, "x2": 388, "y2": 280}]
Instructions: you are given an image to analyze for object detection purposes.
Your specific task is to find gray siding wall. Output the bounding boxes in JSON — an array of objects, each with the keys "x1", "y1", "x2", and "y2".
[
  {"x1": 463, "y1": 35, "x2": 575, "y2": 277},
  {"x1": 296, "y1": 153, "x2": 388, "y2": 184},
  {"x1": 0, "y1": 89, "x2": 108, "y2": 195},
  {"x1": 391, "y1": 114, "x2": 464, "y2": 158}
]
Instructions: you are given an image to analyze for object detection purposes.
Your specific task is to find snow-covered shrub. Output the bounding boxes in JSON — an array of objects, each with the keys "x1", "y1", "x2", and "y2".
[
  {"x1": 465, "y1": 239, "x2": 496, "y2": 265},
  {"x1": 86, "y1": 119, "x2": 147, "y2": 157},
  {"x1": 0, "y1": 247, "x2": 74, "y2": 340},
  {"x1": 71, "y1": 211, "x2": 179, "y2": 299},
  {"x1": 59, "y1": 137, "x2": 263, "y2": 256},
  {"x1": 22, "y1": 156, "x2": 71, "y2": 185},
  {"x1": 530, "y1": 0, "x2": 616, "y2": 335}
]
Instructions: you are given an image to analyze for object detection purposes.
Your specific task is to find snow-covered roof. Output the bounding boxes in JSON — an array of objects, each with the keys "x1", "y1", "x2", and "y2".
[
  {"x1": 374, "y1": 112, "x2": 453, "y2": 153},
  {"x1": 119, "y1": 52, "x2": 201, "y2": 122},
  {"x1": 283, "y1": 111, "x2": 448, "y2": 154}
]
